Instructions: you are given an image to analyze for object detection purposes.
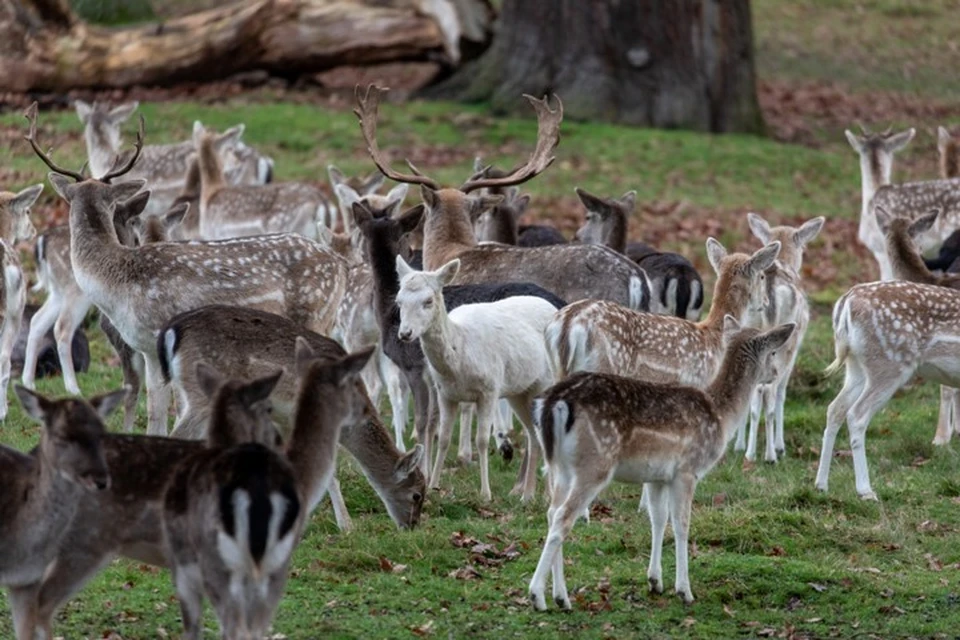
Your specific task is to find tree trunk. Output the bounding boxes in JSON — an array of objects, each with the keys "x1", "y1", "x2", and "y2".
[
  {"x1": 0, "y1": 0, "x2": 493, "y2": 92},
  {"x1": 425, "y1": 0, "x2": 764, "y2": 134}
]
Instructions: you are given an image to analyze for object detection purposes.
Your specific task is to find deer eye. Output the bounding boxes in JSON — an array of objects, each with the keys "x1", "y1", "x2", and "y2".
[{"x1": 423, "y1": 299, "x2": 433, "y2": 308}]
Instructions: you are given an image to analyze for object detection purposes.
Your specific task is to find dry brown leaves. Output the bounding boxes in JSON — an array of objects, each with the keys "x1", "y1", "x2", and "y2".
[{"x1": 447, "y1": 530, "x2": 525, "y2": 581}]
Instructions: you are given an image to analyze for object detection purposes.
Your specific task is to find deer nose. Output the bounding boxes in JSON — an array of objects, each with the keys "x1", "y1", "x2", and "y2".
[{"x1": 398, "y1": 329, "x2": 413, "y2": 342}]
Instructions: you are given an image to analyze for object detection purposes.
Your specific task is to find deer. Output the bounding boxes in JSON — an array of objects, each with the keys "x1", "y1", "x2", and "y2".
[
  {"x1": 816, "y1": 279, "x2": 960, "y2": 500},
  {"x1": 25, "y1": 102, "x2": 347, "y2": 436},
  {"x1": 528, "y1": 321, "x2": 795, "y2": 609},
  {"x1": 0, "y1": 184, "x2": 43, "y2": 421},
  {"x1": 158, "y1": 304, "x2": 426, "y2": 531},
  {"x1": 734, "y1": 213, "x2": 824, "y2": 462},
  {"x1": 546, "y1": 238, "x2": 781, "y2": 385},
  {"x1": 75, "y1": 100, "x2": 273, "y2": 214},
  {"x1": 396, "y1": 256, "x2": 559, "y2": 502},
  {"x1": 23, "y1": 193, "x2": 187, "y2": 432},
  {"x1": 193, "y1": 122, "x2": 333, "y2": 241},
  {"x1": 11, "y1": 304, "x2": 90, "y2": 382},
  {"x1": 573, "y1": 186, "x2": 704, "y2": 321},
  {"x1": 355, "y1": 202, "x2": 565, "y2": 481},
  {"x1": 327, "y1": 164, "x2": 387, "y2": 232},
  {"x1": 2, "y1": 385, "x2": 124, "y2": 640},
  {"x1": 922, "y1": 127, "x2": 960, "y2": 272},
  {"x1": 845, "y1": 125, "x2": 925, "y2": 280},
  {"x1": 161, "y1": 363, "x2": 298, "y2": 640},
  {"x1": 353, "y1": 85, "x2": 651, "y2": 311},
  {"x1": 873, "y1": 205, "x2": 960, "y2": 446}
]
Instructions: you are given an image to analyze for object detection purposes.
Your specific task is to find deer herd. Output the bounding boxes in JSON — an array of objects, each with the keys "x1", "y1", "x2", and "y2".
[{"x1": 0, "y1": 83, "x2": 955, "y2": 635}]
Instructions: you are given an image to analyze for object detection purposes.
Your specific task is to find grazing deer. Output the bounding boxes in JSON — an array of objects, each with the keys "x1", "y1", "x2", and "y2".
[
  {"x1": 75, "y1": 100, "x2": 272, "y2": 214},
  {"x1": 162, "y1": 364, "x2": 301, "y2": 640},
  {"x1": 25, "y1": 103, "x2": 347, "y2": 435},
  {"x1": 844, "y1": 125, "x2": 919, "y2": 280},
  {"x1": 874, "y1": 205, "x2": 960, "y2": 446},
  {"x1": 396, "y1": 256, "x2": 558, "y2": 502},
  {"x1": 735, "y1": 213, "x2": 824, "y2": 462},
  {"x1": 353, "y1": 85, "x2": 650, "y2": 310},
  {"x1": 193, "y1": 122, "x2": 331, "y2": 240},
  {"x1": 546, "y1": 239, "x2": 780, "y2": 385},
  {"x1": 0, "y1": 184, "x2": 42, "y2": 420},
  {"x1": 574, "y1": 186, "x2": 704, "y2": 320},
  {"x1": 128, "y1": 201, "x2": 189, "y2": 245},
  {"x1": 816, "y1": 279, "x2": 960, "y2": 499},
  {"x1": 159, "y1": 304, "x2": 426, "y2": 531},
  {"x1": 328, "y1": 164, "x2": 387, "y2": 232},
  {"x1": 2, "y1": 386, "x2": 124, "y2": 640},
  {"x1": 528, "y1": 322, "x2": 795, "y2": 609}
]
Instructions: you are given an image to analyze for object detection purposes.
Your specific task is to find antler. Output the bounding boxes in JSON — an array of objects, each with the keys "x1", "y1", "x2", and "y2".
[
  {"x1": 460, "y1": 94, "x2": 563, "y2": 193},
  {"x1": 354, "y1": 85, "x2": 441, "y2": 190},
  {"x1": 100, "y1": 114, "x2": 145, "y2": 183},
  {"x1": 23, "y1": 102, "x2": 86, "y2": 182}
]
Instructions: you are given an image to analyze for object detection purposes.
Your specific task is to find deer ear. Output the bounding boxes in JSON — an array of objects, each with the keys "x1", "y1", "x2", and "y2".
[
  {"x1": 395, "y1": 444, "x2": 424, "y2": 479},
  {"x1": 435, "y1": 258, "x2": 460, "y2": 286},
  {"x1": 110, "y1": 181, "x2": 148, "y2": 207},
  {"x1": 420, "y1": 185, "x2": 440, "y2": 210},
  {"x1": 396, "y1": 254, "x2": 415, "y2": 280},
  {"x1": 908, "y1": 209, "x2": 940, "y2": 238},
  {"x1": 886, "y1": 128, "x2": 915, "y2": 152},
  {"x1": 196, "y1": 363, "x2": 225, "y2": 399},
  {"x1": 192, "y1": 121, "x2": 205, "y2": 145},
  {"x1": 575, "y1": 186, "x2": 607, "y2": 214},
  {"x1": 335, "y1": 183, "x2": 361, "y2": 210},
  {"x1": 874, "y1": 205, "x2": 894, "y2": 231},
  {"x1": 294, "y1": 336, "x2": 318, "y2": 378},
  {"x1": 385, "y1": 183, "x2": 409, "y2": 210},
  {"x1": 163, "y1": 202, "x2": 189, "y2": 228},
  {"x1": 759, "y1": 323, "x2": 796, "y2": 352},
  {"x1": 398, "y1": 204, "x2": 425, "y2": 234},
  {"x1": 363, "y1": 171, "x2": 386, "y2": 194},
  {"x1": 241, "y1": 369, "x2": 284, "y2": 405},
  {"x1": 114, "y1": 188, "x2": 150, "y2": 221},
  {"x1": 795, "y1": 216, "x2": 825, "y2": 246},
  {"x1": 48, "y1": 173, "x2": 76, "y2": 202},
  {"x1": 89, "y1": 387, "x2": 128, "y2": 420},
  {"x1": 939, "y1": 126, "x2": 951, "y2": 154},
  {"x1": 513, "y1": 194, "x2": 531, "y2": 216},
  {"x1": 705, "y1": 237, "x2": 727, "y2": 274},
  {"x1": 618, "y1": 190, "x2": 637, "y2": 212},
  {"x1": 351, "y1": 201, "x2": 374, "y2": 229},
  {"x1": 748, "y1": 241, "x2": 781, "y2": 274},
  {"x1": 74, "y1": 100, "x2": 94, "y2": 124},
  {"x1": 473, "y1": 156, "x2": 485, "y2": 173},
  {"x1": 108, "y1": 101, "x2": 138, "y2": 125},
  {"x1": 335, "y1": 347, "x2": 375, "y2": 385},
  {"x1": 327, "y1": 164, "x2": 346, "y2": 187},
  {"x1": 11, "y1": 184, "x2": 44, "y2": 213},
  {"x1": 14, "y1": 385, "x2": 52, "y2": 423},
  {"x1": 470, "y1": 194, "x2": 502, "y2": 218},
  {"x1": 746, "y1": 212, "x2": 771, "y2": 243},
  {"x1": 722, "y1": 314, "x2": 741, "y2": 342},
  {"x1": 844, "y1": 129, "x2": 863, "y2": 153}
]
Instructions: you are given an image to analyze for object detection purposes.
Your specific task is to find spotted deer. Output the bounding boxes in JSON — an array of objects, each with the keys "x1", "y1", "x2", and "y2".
[
  {"x1": 874, "y1": 205, "x2": 960, "y2": 446},
  {"x1": 817, "y1": 279, "x2": 960, "y2": 500},
  {"x1": 546, "y1": 239, "x2": 781, "y2": 385},
  {"x1": 0, "y1": 184, "x2": 42, "y2": 420},
  {"x1": 327, "y1": 165, "x2": 387, "y2": 232},
  {"x1": 25, "y1": 103, "x2": 347, "y2": 435},
  {"x1": 353, "y1": 85, "x2": 650, "y2": 311},
  {"x1": 193, "y1": 122, "x2": 332, "y2": 240},
  {"x1": 76, "y1": 101, "x2": 271, "y2": 214},
  {"x1": 845, "y1": 125, "x2": 927, "y2": 280},
  {"x1": 734, "y1": 213, "x2": 824, "y2": 462},
  {"x1": 528, "y1": 323, "x2": 795, "y2": 609},
  {"x1": 573, "y1": 186, "x2": 704, "y2": 320},
  {"x1": 2, "y1": 385, "x2": 124, "y2": 640},
  {"x1": 158, "y1": 305, "x2": 426, "y2": 531}
]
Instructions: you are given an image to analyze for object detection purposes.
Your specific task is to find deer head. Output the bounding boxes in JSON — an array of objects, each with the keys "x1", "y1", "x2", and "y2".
[
  {"x1": 0, "y1": 183, "x2": 43, "y2": 244},
  {"x1": 573, "y1": 187, "x2": 637, "y2": 253},
  {"x1": 195, "y1": 364, "x2": 284, "y2": 450},
  {"x1": 844, "y1": 125, "x2": 915, "y2": 186},
  {"x1": 705, "y1": 238, "x2": 782, "y2": 320},
  {"x1": 395, "y1": 256, "x2": 460, "y2": 342},
  {"x1": 745, "y1": 213, "x2": 824, "y2": 274},
  {"x1": 75, "y1": 100, "x2": 139, "y2": 179}
]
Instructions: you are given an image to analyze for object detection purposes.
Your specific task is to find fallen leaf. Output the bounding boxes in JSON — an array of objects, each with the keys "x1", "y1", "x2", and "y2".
[
  {"x1": 757, "y1": 627, "x2": 777, "y2": 637},
  {"x1": 448, "y1": 566, "x2": 482, "y2": 580},
  {"x1": 805, "y1": 617, "x2": 823, "y2": 623},
  {"x1": 679, "y1": 617, "x2": 696, "y2": 628},
  {"x1": 410, "y1": 620, "x2": 435, "y2": 636},
  {"x1": 379, "y1": 556, "x2": 394, "y2": 572},
  {"x1": 925, "y1": 553, "x2": 944, "y2": 572},
  {"x1": 723, "y1": 604, "x2": 736, "y2": 617},
  {"x1": 768, "y1": 546, "x2": 787, "y2": 557},
  {"x1": 713, "y1": 493, "x2": 727, "y2": 507},
  {"x1": 808, "y1": 582, "x2": 827, "y2": 593}
]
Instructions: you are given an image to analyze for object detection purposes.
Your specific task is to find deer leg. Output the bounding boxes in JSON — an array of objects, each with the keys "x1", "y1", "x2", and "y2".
[
  {"x1": 35, "y1": 538, "x2": 117, "y2": 639},
  {"x1": 669, "y1": 474, "x2": 697, "y2": 604},
  {"x1": 171, "y1": 563, "x2": 204, "y2": 640},
  {"x1": 409, "y1": 370, "x2": 432, "y2": 474},
  {"x1": 53, "y1": 300, "x2": 89, "y2": 396},
  {"x1": 103, "y1": 313, "x2": 143, "y2": 432},
  {"x1": 428, "y1": 395, "x2": 458, "y2": 491},
  {"x1": 143, "y1": 353, "x2": 172, "y2": 436},
  {"x1": 379, "y1": 352, "x2": 408, "y2": 451},
  {"x1": 763, "y1": 385, "x2": 778, "y2": 463},
  {"x1": 21, "y1": 293, "x2": 61, "y2": 390},
  {"x1": 934, "y1": 386, "x2": 958, "y2": 445},
  {"x1": 745, "y1": 385, "x2": 763, "y2": 461},
  {"x1": 0, "y1": 310, "x2": 23, "y2": 421},
  {"x1": 548, "y1": 469, "x2": 572, "y2": 609},
  {"x1": 507, "y1": 395, "x2": 541, "y2": 503},
  {"x1": 773, "y1": 373, "x2": 790, "y2": 455},
  {"x1": 846, "y1": 373, "x2": 908, "y2": 501},
  {"x1": 645, "y1": 481, "x2": 669, "y2": 595},
  {"x1": 327, "y1": 477, "x2": 353, "y2": 532},
  {"x1": 8, "y1": 583, "x2": 40, "y2": 640},
  {"x1": 475, "y1": 397, "x2": 496, "y2": 502},
  {"x1": 493, "y1": 398, "x2": 515, "y2": 461},
  {"x1": 458, "y1": 403, "x2": 474, "y2": 465},
  {"x1": 815, "y1": 361, "x2": 865, "y2": 493}
]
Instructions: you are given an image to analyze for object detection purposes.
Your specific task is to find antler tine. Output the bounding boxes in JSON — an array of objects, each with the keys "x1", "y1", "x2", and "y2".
[
  {"x1": 353, "y1": 84, "x2": 441, "y2": 190},
  {"x1": 100, "y1": 114, "x2": 145, "y2": 183},
  {"x1": 881, "y1": 125, "x2": 893, "y2": 136},
  {"x1": 856, "y1": 121, "x2": 871, "y2": 136},
  {"x1": 460, "y1": 94, "x2": 564, "y2": 193},
  {"x1": 23, "y1": 102, "x2": 86, "y2": 182}
]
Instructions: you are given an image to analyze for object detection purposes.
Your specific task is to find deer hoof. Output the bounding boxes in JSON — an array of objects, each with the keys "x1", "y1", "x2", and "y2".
[{"x1": 859, "y1": 491, "x2": 879, "y2": 502}]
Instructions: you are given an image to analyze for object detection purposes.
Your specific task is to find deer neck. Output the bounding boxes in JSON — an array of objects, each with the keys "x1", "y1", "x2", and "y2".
[
  {"x1": 417, "y1": 298, "x2": 465, "y2": 380},
  {"x1": 423, "y1": 192, "x2": 477, "y2": 271},
  {"x1": 287, "y1": 386, "x2": 349, "y2": 513},
  {"x1": 84, "y1": 127, "x2": 120, "y2": 180},
  {"x1": 181, "y1": 158, "x2": 202, "y2": 201},
  {"x1": 885, "y1": 229, "x2": 937, "y2": 284},
  {"x1": 700, "y1": 271, "x2": 747, "y2": 334},
  {"x1": 197, "y1": 137, "x2": 226, "y2": 209},
  {"x1": 706, "y1": 348, "x2": 762, "y2": 440},
  {"x1": 366, "y1": 232, "x2": 403, "y2": 314},
  {"x1": 602, "y1": 212, "x2": 627, "y2": 254},
  {"x1": 859, "y1": 151, "x2": 891, "y2": 215},
  {"x1": 69, "y1": 198, "x2": 127, "y2": 269},
  {"x1": 484, "y1": 206, "x2": 519, "y2": 244},
  {"x1": 941, "y1": 142, "x2": 960, "y2": 179}
]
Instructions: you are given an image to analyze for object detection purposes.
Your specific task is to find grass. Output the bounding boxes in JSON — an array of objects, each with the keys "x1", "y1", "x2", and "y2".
[{"x1": 2, "y1": 1, "x2": 960, "y2": 638}]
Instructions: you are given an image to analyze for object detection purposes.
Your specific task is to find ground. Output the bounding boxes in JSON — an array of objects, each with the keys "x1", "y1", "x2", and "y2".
[{"x1": 1, "y1": 0, "x2": 960, "y2": 638}]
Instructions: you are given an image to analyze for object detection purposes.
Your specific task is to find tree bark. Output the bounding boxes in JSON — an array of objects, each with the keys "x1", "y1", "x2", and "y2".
[
  {"x1": 424, "y1": 0, "x2": 764, "y2": 134},
  {"x1": 0, "y1": 0, "x2": 493, "y2": 92}
]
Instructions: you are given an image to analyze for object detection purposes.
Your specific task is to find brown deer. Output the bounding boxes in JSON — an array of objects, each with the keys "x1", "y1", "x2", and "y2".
[
  {"x1": 353, "y1": 85, "x2": 651, "y2": 311},
  {"x1": 24, "y1": 103, "x2": 347, "y2": 435},
  {"x1": 2, "y1": 385, "x2": 124, "y2": 640},
  {"x1": 528, "y1": 322, "x2": 794, "y2": 609},
  {"x1": 0, "y1": 183, "x2": 42, "y2": 420}
]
